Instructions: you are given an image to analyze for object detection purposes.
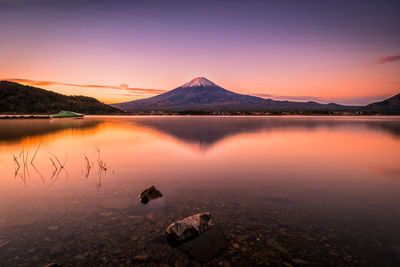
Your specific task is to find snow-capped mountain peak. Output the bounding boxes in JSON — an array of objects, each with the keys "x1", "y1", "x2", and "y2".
[{"x1": 180, "y1": 77, "x2": 219, "y2": 88}]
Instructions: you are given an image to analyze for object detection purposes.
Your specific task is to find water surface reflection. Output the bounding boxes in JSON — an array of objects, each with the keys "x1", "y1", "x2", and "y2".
[
  {"x1": 0, "y1": 119, "x2": 103, "y2": 144},
  {"x1": 128, "y1": 116, "x2": 400, "y2": 151},
  {"x1": 0, "y1": 116, "x2": 399, "y2": 266}
]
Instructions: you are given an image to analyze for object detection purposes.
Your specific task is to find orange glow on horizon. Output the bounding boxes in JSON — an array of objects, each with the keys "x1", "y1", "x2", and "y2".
[{"x1": 2, "y1": 72, "x2": 399, "y2": 105}]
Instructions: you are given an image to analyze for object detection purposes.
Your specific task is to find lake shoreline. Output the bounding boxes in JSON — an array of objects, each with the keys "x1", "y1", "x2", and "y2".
[{"x1": 1, "y1": 113, "x2": 399, "y2": 119}]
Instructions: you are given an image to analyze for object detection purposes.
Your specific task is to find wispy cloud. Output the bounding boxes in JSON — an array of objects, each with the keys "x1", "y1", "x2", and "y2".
[
  {"x1": 370, "y1": 166, "x2": 400, "y2": 177},
  {"x1": 5, "y1": 78, "x2": 167, "y2": 94},
  {"x1": 373, "y1": 54, "x2": 400, "y2": 64}
]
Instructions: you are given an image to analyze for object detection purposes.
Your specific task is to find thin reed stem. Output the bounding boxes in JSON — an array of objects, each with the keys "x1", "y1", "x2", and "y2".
[{"x1": 31, "y1": 139, "x2": 42, "y2": 165}]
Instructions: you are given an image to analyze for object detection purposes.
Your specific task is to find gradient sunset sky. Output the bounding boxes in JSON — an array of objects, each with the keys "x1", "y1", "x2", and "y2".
[{"x1": 1, "y1": 0, "x2": 399, "y2": 105}]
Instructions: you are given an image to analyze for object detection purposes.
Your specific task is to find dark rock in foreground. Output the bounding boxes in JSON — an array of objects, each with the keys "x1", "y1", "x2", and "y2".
[
  {"x1": 139, "y1": 185, "x2": 163, "y2": 204},
  {"x1": 43, "y1": 264, "x2": 61, "y2": 267},
  {"x1": 180, "y1": 227, "x2": 227, "y2": 262},
  {"x1": 164, "y1": 212, "x2": 212, "y2": 246}
]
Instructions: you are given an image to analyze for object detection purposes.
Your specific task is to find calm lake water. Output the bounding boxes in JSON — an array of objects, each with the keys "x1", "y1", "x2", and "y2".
[{"x1": 0, "y1": 116, "x2": 400, "y2": 266}]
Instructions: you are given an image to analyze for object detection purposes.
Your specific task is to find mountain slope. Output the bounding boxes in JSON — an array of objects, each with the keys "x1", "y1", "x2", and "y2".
[
  {"x1": 0, "y1": 81, "x2": 121, "y2": 114},
  {"x1": 363, "y1": 93, "x2": 400, "y2": 114},
  {"x1": 112, "y1": 77, "x2": 356, "y2": 112}
]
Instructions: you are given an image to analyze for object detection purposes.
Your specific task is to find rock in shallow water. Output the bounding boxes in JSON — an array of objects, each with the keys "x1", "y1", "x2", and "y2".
[
  {"x1": 139, "y1": 185, "x2": 163, "y2": 204},
  {"x1": 180, "y1": 227, "x2": 227, "y2": 262},
  {"x1": 43, "y1": 263, "x2": 61, "y2": 267},
  {"x1": 164, "y1": 212, "x2": 212, "y2": 245}
]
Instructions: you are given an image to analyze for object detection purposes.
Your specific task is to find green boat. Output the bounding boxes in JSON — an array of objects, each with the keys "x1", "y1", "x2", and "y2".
[{"x1": 51, "y1": 111, "x2": 84, "y2": 119}]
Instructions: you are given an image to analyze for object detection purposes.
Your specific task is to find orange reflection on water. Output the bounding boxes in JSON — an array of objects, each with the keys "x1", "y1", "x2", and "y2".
[{"x1": 0, "y1": 116, "x2": 399, "y2": 216}]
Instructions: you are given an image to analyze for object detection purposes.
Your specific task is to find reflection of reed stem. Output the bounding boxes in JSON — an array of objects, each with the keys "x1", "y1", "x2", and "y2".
[
  {"x1": 24, "y1": 148, "x2": 30, "y2": 181},
  {"x1": 62, "y1": 154, "x2": 68, "y2": 168},
  {"x1": 50, "y1": 168, "x2": 62, "y2": 186},
  {"x1": 31, "y1": 140, "x2": 42, "y2": 165},
  {"x1": 13, "y1": 155, "x2": 20, "y2": 178},
  {"x1": 22, "y1": 148, "x2": 26, "y2": 181},
  {"x1": 48, "y1": 153, "x2": 62, "y2": 167},
  {"x1": 85, "y1": 156, "x2": 91, "y2": 168},
  {"x1": 32, "y1": 164, "x2": 45, "y2": 184},
  {"x1": 50, "y1": 157, "x2": 58, "y2": 175},
  {"x1": 47, "y1": 152, "x2": 68, "y2": 185},
  {"x1": 96, "y1": 148, "x2": 107, "y2": 171},
  {"x1": 13, "y1": 155, "x2": 20, "y2": 168},
  {"x1": 14, "y1": 165, "x2": 20, "y2": 178},
  {"x1": 25, "y1": 148, "x2": 29, "y2": 165},
  {"x1": 48, "y1": 153, "x2": 66, "y2": 169}
]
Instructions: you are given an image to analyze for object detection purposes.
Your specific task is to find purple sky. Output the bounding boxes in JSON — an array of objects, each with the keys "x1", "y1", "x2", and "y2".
[{"x1": 1, "y1": 0, "x2": 399, "y2": 105}]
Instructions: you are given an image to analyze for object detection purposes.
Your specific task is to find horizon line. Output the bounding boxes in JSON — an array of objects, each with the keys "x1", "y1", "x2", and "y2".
[{"x1": 2, "y1": 78, "x2": 397, "y2": 106}]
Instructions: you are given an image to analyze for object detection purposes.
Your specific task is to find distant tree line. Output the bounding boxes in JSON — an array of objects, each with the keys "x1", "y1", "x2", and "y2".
[{"x1": 0, "y1": 81, "x2": 122, "y2": 114}]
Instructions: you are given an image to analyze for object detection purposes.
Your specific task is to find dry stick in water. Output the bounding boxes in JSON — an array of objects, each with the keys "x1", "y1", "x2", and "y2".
[
  {"x1": 84, "y1": 156, "x2": 91, "y2": 178},
  {"x1": 22, "y1": 147, "x2": 26, "y2": 181},
  {"x1": 24, "y1": 148, "x2": 29, "y2": 167},
  {"x1": 49, "y1": 157, "x2": 58, "y2": 181},
  {"x1": 32, "y1": 164, "x2": 45, "y2": 184},
  {"x1": 13, "y1": 155, "x2": 20, "y2": 168},
  {"x1": 14, "y1": 166, "x2": 20, "y2": 178},
  {"x1": 13, "y1": 155, "x2": 20, "y2": 177},
  {"x1": 95, "y1": 148, "x2": 106, "y2": 188},
  {"x1": 16, "y1": 148, "x2": 24, "y2": 178},
  {"x1": 48, "y1": 153, "x2": 64, "y2": 169},
  {"x1": 96, "y1": 148, "x2": 107, "y2": 171},
  {"x1": 62, "y1": 154, "x2": 69, "y2": 180},
  {"x1": 49, "y1": 154, "x2": 69, "y2": 186},
  {"x1": 98, "y1": 159, "x2": 106, "y2": 171},
  {"x1": 85, "y1": 156, "x2": 91, "y2": 169},
  {"x1": 20, "y1": 147, "x2": 28, "y2": 186},
  {"x1": 62, "y1": 154, "x2": 68, "y2": 168},
  {"x1": 50, "y1": 157, "x2": 58, "y2": 175},
  {"x1": 90, "y1": 148, "x2": 98, "y2": 167},
  {"x1": 50, "y1": 167, "x2": 63, "y2": 186},
  {"x1": 25, "y1": 148, "x2": 31, "y2": 181},
  {"x1": 31, "y1": 140, "x2": 42, "y2": 165}
]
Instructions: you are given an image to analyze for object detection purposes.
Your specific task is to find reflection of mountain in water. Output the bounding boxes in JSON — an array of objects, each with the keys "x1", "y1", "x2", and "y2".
[
  {"x1": 0, "y1": 119, "x2": 103, "y2": 144},
  {"x1": 131, "y1": 117, "x2": 400, "y2": 151}
]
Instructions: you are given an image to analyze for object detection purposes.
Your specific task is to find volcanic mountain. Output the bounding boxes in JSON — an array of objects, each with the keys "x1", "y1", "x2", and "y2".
[{"x1": 112, "y1": 77, "x2": 356, "y2": 112}]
